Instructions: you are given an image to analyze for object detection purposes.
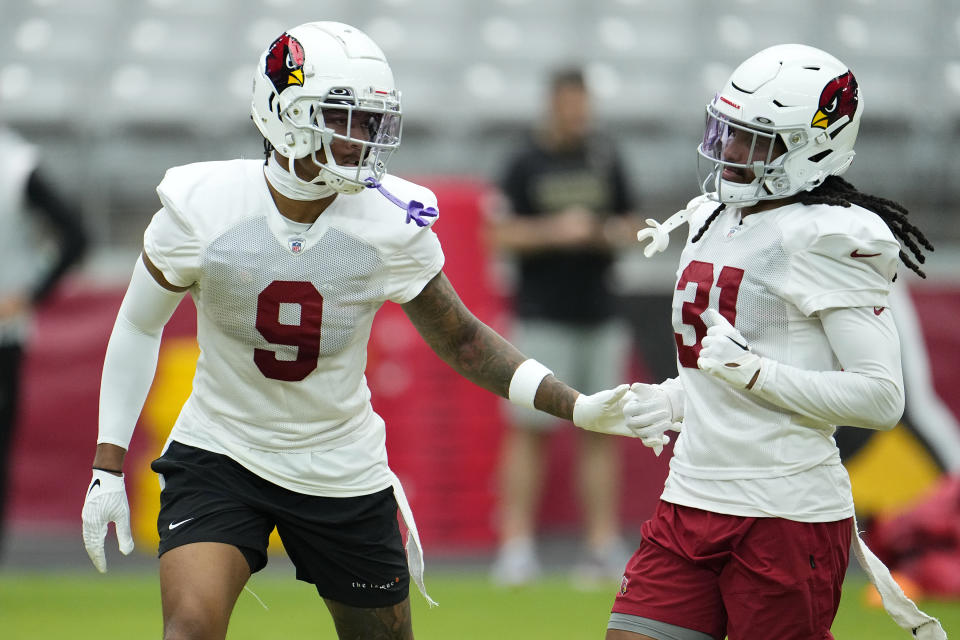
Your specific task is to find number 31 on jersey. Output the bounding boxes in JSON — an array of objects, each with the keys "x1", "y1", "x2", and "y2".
[{"x1": 675, "y1": 260, "x2": 744, "y2": 368}]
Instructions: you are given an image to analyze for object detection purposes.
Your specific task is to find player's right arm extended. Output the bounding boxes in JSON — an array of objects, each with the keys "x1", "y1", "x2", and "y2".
[
  {"x1": 401, "y1": 271, "x2": 632, "y2": 433},
  {"x1": 82, "y1": 253, "x2": 185, "y2": 572}
]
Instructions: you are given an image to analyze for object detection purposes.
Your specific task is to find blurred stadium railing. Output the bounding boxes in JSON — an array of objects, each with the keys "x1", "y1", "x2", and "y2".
[{"x1": 0, "y1": 0, "x2": 958, "y2": 252}]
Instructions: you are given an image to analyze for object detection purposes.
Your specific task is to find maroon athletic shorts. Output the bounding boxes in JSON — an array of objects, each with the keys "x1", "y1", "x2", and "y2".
[{"x1": 611, "y1": 500, "x2": 852, "y2": 640}]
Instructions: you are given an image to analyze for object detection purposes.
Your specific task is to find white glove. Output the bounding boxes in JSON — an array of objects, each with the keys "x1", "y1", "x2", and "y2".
[
  {"x1": 697, "y1": 309, "x2": 762, "y2": 389},
  {"x1": 624, "y1": 382, "x2": 683, "y2": 456},
  {"x1": 82, "y1": 469, "x2": 135, "y2": 572},
  {"x1": 572, "y1": 384, "x2": 632, "y2": 437}
]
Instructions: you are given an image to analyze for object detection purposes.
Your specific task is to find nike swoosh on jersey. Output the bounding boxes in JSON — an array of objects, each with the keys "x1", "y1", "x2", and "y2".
[
  {"x1": 727, "y1": 336, "x2": 749, "y2": 351},
  {"x1": 850, "y1": 250, "x2": 882, "y2": 258},
  {"x1": 87, "y1": 479, "x2": 101, "y2": 496},
  {"x1": 168, "y1": 518, "x2": 195, "y2": 530},
  {"x1": 874, "y1": 306, "x2": 886, "y2": 316}
]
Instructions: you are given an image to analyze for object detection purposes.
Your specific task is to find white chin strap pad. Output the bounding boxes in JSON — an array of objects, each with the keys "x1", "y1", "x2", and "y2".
[
  {"x1": 319, "y1": 167, "x2": 366, "y2": 194},
  {"x1": 263, "y1": 154, "x2": 337, "y2": 200}
]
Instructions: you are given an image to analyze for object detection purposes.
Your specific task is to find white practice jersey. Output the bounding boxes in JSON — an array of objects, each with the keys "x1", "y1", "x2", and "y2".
[
  {"x1": 662, "y1": 198, "x2": 900, "y2": 521},
  {"x1": 143, "y1": 159, "x2": 444, "y2": 496}
]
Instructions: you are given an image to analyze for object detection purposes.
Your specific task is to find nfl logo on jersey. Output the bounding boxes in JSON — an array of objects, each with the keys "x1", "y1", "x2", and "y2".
[{"x1": 288, "y1": 236, "x2": 305, "y2": 254}]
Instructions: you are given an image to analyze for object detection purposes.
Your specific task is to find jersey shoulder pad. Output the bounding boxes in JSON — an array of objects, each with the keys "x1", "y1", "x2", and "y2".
[
  {"x1": 156, "y1": 159, "x2": 262, "y2": 231},
  {"x1": 780, "y1": 203, "x2": 899, "y2": 265},
  {"x1": 376, "y1": 174, "x2": 439, "y2": 226},
  {"x1": 350, "y1": 174, "x2": 440, "y2": 239},
  {"x1": 776, "y1": 203, "x2": 900, "y2": 314}
]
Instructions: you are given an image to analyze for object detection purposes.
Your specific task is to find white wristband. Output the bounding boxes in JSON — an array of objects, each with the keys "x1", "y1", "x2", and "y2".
[{"x1": 508, "y1": 359, "x2": 553, "y2": 410}]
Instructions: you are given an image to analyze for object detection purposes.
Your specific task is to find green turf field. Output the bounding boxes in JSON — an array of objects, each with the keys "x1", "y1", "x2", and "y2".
[{"x1": 1, "y1": 570, "x2": 956, "y2": 639}]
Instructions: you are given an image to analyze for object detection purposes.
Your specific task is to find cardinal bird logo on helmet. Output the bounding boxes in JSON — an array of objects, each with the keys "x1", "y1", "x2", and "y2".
[
  {"x1": 264, "y1": 33, "x2": 305, "y2": 95},
  {"x1": 812, "y1": 71, "x2": 858, "y2": 131}
]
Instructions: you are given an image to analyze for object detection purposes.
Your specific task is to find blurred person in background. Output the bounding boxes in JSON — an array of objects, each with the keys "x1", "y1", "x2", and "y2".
[
  {"x1": 486, "y1": 66, "x2": 640, "y2": 586},
  {"x1": 79, "y1": 22, "x2": 637, "y2": 640},
  {"x1": 0, "y1": 123, "x2": 87, "y2": 558},
  {"x1": 606, "y1": 44, "x2": 945, "y2": 639}
]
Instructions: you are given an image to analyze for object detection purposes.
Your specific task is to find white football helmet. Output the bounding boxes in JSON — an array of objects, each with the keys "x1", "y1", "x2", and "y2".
[
  {"x1": 697, "y1": 44, "x2": 862, "y2": 207},
  {"x1": 251, "y1": 22, "x2": 401, "y2": 194}
]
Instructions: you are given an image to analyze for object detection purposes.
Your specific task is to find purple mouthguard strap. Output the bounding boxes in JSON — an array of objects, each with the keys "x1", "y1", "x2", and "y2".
[{"x1": 364, "y1": 178, "x2": 439, "y2": 227}]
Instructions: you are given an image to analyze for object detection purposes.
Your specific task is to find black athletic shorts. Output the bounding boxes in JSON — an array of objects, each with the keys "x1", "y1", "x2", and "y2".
[{"x1": 150, "y1": 441, "x2": 410, "y2": 608}]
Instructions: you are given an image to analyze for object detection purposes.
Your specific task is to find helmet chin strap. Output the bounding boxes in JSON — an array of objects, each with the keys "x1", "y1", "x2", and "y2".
[
  {"x1": 715, "y1": 173, "x2": 759, "y2": 208},
  {"x1": 319, "y1": 167, "x2": 367, "y2": 195},
  {"x1": 264, "y1": 154, "x2": 337, "y2": 200}
]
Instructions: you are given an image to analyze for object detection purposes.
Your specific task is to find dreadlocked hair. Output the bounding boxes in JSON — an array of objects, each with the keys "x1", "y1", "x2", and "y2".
[
  {"x1": 690, "y1": 176, "x2": 933, "y2": 278},
  {"x1": 691, "y1": 203, "x2": 726, "y2": 243},
  {"x1": 796, "y1": 176, "x2": 933, "y2": 279}
]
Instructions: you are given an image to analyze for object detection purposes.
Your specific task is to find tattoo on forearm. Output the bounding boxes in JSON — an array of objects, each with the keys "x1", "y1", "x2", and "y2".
[
  {"x1": 535, "y1": 375, "x2": 578, "y2": 420},
  {"x1": 402, "y1": 273, "x2": 578, "y2": 420},
  {"x1": 404, "y1": 273, "x2": 522, "y2": 398}
]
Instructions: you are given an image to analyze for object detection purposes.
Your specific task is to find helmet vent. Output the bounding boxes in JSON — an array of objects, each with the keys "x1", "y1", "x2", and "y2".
[
  {"x1": 803, "y1": 66, "x2": 821, "y2": 71},
  {"x1": 808, "y1": 150, "x2": 832, "y2": 163},
  {"x1": 326, "y1": 87, "x2": 356, "y2": 105},
  {"x1": 829, "y1": 121, "x2": 851, "y2": 139},
  {"x1": 730, "y1": 81, "x2": 754, "y2": 94}
]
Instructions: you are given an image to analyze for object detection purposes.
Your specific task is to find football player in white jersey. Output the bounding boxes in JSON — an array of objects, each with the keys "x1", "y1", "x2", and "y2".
[
  {"x1": 79, "y1": 22, "x2": 636, "y2": 640},
  {"x1": 599, "y1": 45, "x2": 944, "y2": 640},
  {"x1": 0, "y1": 126, "x2": 87, "y2": 556}
]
